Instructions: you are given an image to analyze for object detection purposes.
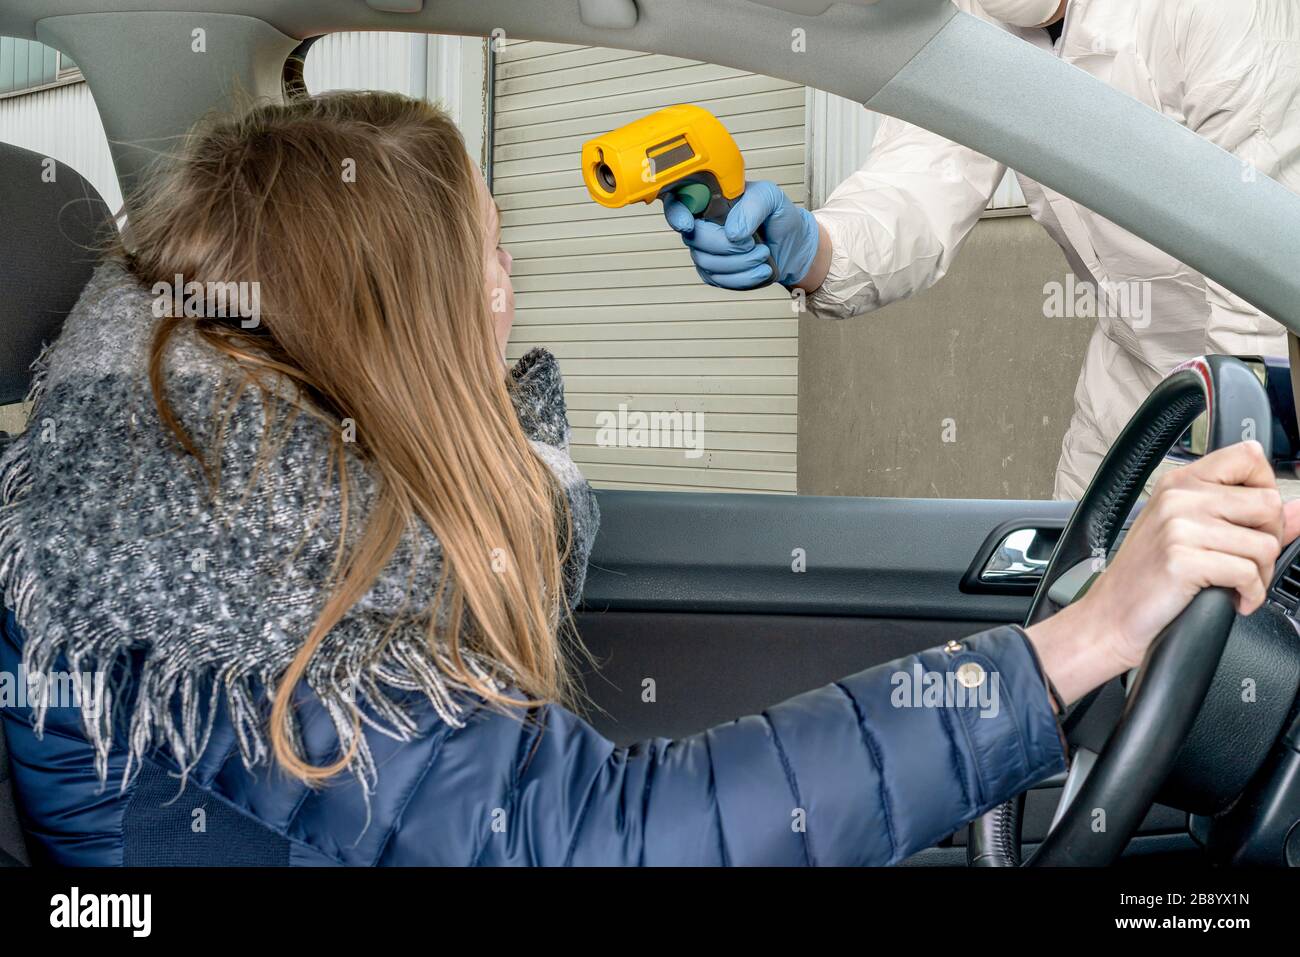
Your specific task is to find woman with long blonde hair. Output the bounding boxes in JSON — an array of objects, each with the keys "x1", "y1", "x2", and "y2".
[{"x1": 1, "y1": 91, "x2": 1294, "y2": 865}]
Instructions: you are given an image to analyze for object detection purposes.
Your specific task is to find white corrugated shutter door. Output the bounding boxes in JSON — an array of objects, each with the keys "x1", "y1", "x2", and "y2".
[{"x1": 494, "y1": 42, "x2": 801, "y2": 494}]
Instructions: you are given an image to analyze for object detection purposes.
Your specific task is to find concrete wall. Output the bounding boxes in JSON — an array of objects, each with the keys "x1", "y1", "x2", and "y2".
[{"x1": 798, "y1": 213, "x2": 1094, "y2": 500}]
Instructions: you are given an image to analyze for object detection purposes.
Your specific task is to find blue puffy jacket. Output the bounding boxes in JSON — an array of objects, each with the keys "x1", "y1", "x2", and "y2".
[{"x1": 0, "y1": 608, "x2": 1065, "y2": 865}]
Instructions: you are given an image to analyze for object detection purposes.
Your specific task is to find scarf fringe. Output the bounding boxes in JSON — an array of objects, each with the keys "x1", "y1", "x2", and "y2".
[{"x1": 0, "y1": 346, "x2": 496, "y2": 800}]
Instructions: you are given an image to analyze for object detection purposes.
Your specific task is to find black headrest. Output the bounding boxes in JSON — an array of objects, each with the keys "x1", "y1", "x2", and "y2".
[{"x1": 0, "y1": 142, "x2": 112, "y2": 406}]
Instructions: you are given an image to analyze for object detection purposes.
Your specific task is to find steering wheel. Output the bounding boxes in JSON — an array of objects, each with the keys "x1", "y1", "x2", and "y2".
[{"x1": 967, "y1": 355, "x2": 1273, "y2": 867}]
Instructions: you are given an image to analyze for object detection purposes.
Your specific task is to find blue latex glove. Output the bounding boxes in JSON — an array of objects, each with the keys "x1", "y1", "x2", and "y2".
[{"x1": 662, "y1": 180, "x2": 820, "y2": 290}]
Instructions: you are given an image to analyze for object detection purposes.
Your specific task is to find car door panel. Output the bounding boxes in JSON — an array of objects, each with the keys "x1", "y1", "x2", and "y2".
[
  {"x1": 575, "y1": 489, "x2": 1076, "y2": 740},
  {"x1": 580, "y1": 490, "x2": 1077, "y2": 620}
]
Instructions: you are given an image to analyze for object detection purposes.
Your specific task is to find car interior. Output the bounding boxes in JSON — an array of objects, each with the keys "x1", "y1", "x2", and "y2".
[{"x1": 3, "y1": 0, "x2": 1300, "y2": 869}]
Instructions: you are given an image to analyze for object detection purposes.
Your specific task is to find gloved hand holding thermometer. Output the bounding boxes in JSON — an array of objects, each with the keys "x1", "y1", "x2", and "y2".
[
  {"x1": 581, "y1": 105, "x2": 829, "y2": 291},
  {"x1": 663, "y1": 180, "x2": 826, "y2": 290}
]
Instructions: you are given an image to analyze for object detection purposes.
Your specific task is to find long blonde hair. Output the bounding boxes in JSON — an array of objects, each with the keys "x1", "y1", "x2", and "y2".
[{"x1": 120, "y1": 91, "x2": 574, "y2": 783}]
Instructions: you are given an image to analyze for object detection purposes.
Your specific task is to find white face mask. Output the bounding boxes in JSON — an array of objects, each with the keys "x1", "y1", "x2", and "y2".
[{"x1": 978, "y1": 0, "x2": 1061, "y2": 27}]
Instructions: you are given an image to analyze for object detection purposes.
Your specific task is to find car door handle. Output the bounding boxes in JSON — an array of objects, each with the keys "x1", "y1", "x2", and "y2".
[{"x1": 960, "y1": 522, "x2": 1065, "y2": 595}]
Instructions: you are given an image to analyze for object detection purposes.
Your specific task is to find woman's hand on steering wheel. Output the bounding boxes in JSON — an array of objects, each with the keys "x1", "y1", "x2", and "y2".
[{"x1": 1024, "y1": 441, "x2": 1300, "y2": 708}]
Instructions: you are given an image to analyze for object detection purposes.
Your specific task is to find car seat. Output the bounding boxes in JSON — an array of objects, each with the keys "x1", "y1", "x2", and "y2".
[{"x1": 0, "y1": 140, "x2": 112, "y2": 866}]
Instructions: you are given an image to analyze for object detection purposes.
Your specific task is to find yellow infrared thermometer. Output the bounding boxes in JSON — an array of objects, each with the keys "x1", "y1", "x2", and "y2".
[{"x1": 581, "y1": 104, "x2": 752, "y2": 230}]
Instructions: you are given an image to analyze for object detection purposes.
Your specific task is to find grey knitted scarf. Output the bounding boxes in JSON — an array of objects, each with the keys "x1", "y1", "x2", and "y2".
[{"x1": 0, "y1": 262, "x2": 599, "y2": 792}]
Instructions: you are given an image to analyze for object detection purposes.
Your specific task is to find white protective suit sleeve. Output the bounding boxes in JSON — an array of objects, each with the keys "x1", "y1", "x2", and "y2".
[
  {"x1": 1144, "y1": 0, "x2": 1297, "y2": 360},
  {"x1": 806, "y1": 0, "x2": 1019, "y2": 321}
]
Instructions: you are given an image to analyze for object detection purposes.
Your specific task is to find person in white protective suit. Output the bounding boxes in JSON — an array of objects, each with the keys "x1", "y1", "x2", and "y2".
[{"x1": 663, "y1": 0, "x2": 1300, "y2": 500}]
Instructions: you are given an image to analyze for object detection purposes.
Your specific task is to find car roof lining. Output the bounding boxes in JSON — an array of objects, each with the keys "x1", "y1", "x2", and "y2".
[{"x1": 3, "y1": 0, "x2": 1299, "y2": 335}]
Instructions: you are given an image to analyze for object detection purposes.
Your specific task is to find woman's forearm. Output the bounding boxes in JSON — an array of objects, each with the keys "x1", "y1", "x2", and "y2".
[{"x1": 1022, "y1": 599, "x2": 1130, "y2": 707}]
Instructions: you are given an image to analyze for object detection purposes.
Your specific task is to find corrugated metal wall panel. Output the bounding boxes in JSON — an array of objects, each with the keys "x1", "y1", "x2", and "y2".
[
  {"x1": 0, "y1": 79, "x2": 121, "y2": 213},
  {"x1": 305, "y1": 32, "x2": 418, "y2": 96},
  {"x1": 305, "y1": 33, "x2": 488, "y2": 170},
  {"x1": 806, "y1": 88, "x2": 879, "y2": 209},
  {"x1": 807, "y1": 89, "x2": 1026, "y2": 211},
  {"x1": 495, "y1": 40, "x2": 802, "y2": 494}
]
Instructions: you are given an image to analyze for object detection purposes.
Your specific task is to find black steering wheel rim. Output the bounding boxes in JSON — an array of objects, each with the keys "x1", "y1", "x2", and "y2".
[{"x1": 967, "y1": 355, "x2": 1272, "y2": 867}]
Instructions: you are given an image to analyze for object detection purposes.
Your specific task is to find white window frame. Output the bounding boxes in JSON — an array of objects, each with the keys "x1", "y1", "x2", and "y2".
[{"x1": 56, "y1": 51, "x2": 81, "y2": 81}]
